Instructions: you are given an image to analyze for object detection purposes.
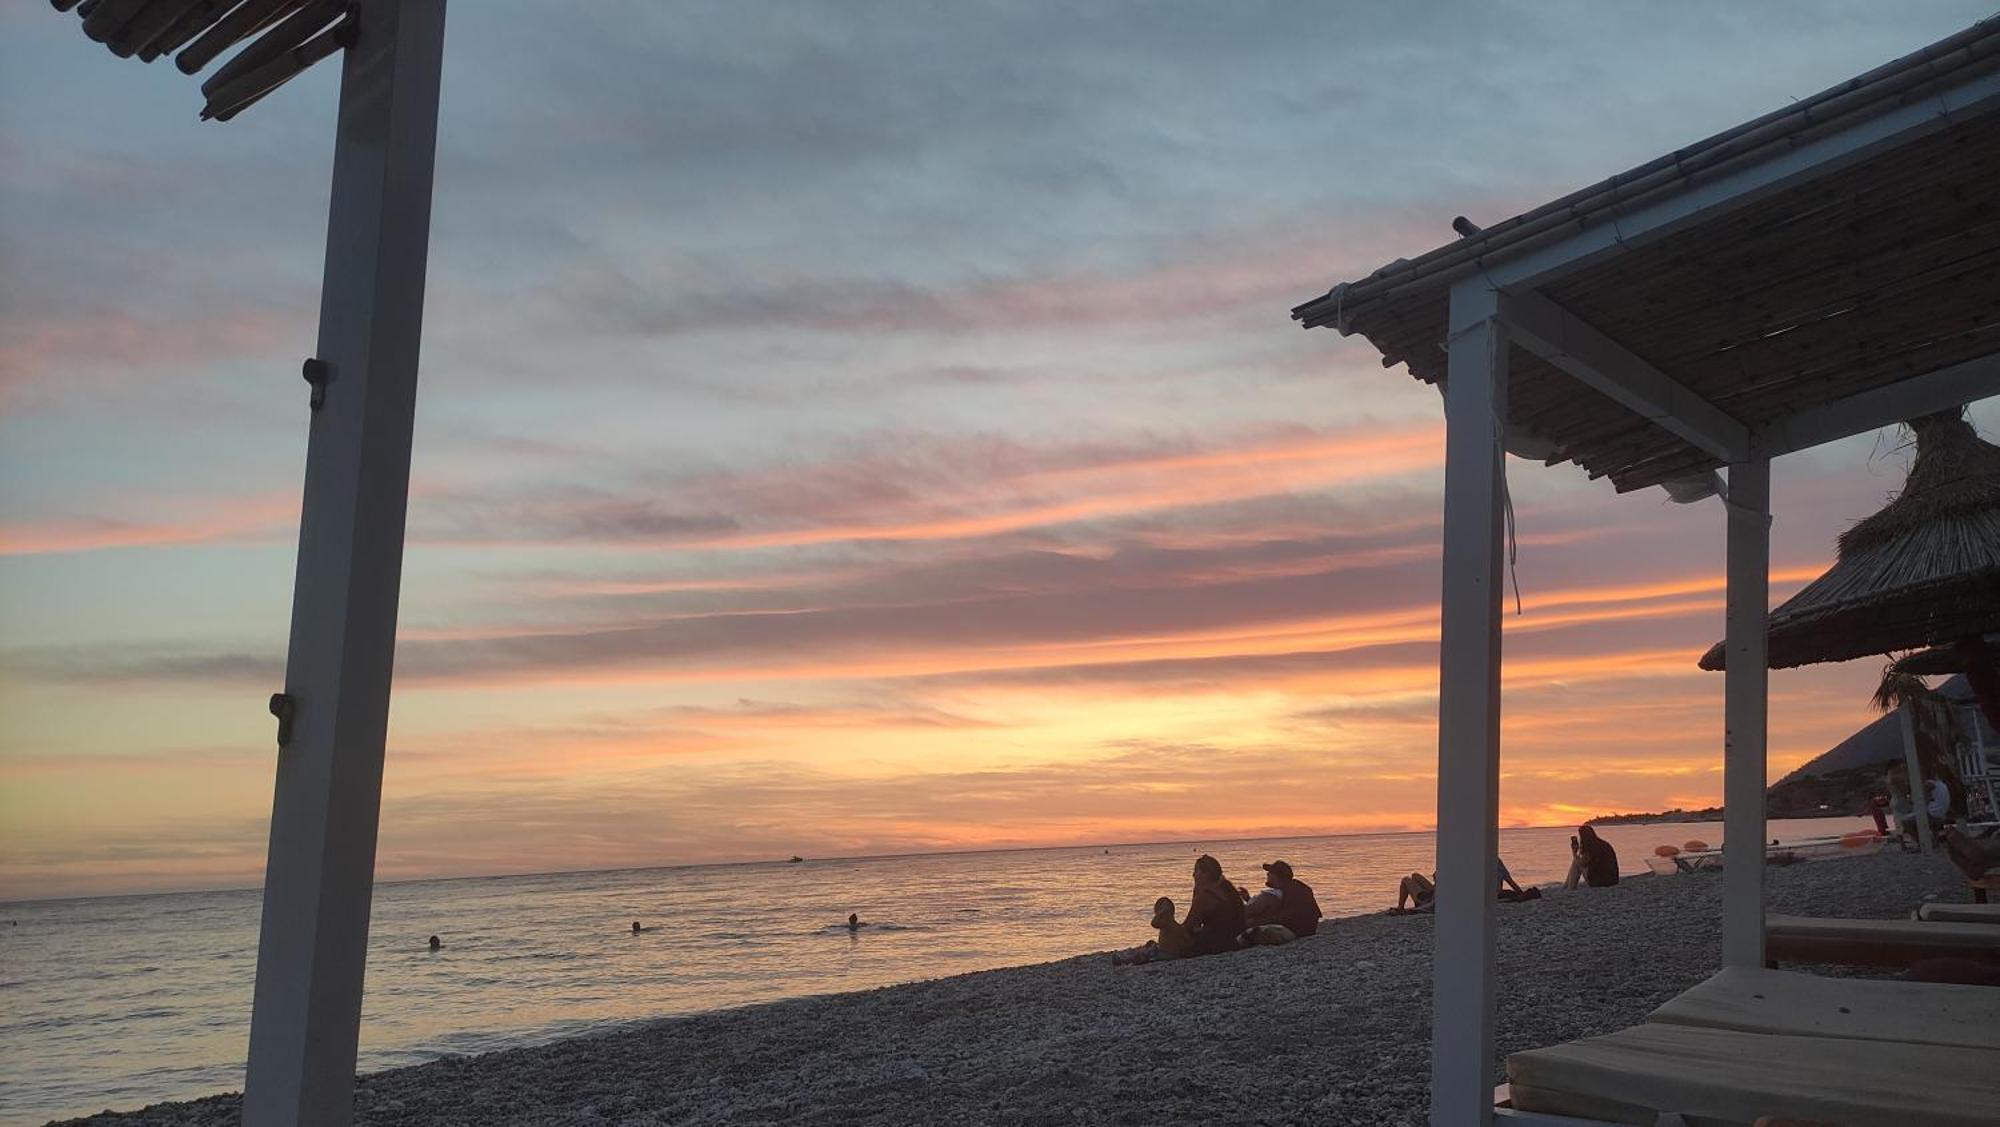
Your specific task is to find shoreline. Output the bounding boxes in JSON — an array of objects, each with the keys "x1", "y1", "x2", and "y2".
[{"x1": 57, "y1": 850, "x2": 1969, "y2": 1126}]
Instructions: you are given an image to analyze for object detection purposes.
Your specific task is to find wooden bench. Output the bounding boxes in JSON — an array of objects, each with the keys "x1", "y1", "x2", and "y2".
[
  {"x1": 1507, "y1": 1022, "x2": 2000, "y2": 1126},
  {"x1": 1918, "y1": 900, "x2": 2000, "y2": 924},
  {"x1": 1764, "y1": 913, "x2": 2000, "y2": 969},
  {"x1": 1647, "y1": 966, "x2": 2000, "y2": 1050}
]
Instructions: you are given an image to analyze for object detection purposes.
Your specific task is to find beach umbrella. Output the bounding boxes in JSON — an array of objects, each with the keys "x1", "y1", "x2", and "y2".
[
  {"x1": 1887, "y1": 634, "x2": 2000, "y2": 676},
  {"x1": 1698, "y1": 409, "x2": 2000, "y2": 675}
]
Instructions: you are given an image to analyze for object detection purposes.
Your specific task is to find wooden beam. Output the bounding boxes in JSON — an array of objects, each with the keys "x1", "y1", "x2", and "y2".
[
  {"x1": 1497, "y1": 289, "x2": 1748, "y2": 462},
  {"x1": 241, "y1": 2, "x2": 447, "y2": 1125},
  {"x1": 1431, "y1": 279, "x2": 1508, "y2": 1127},
  {"x1": 1750, "y1": 351, "x2": 2000, "y2": 459},
  {"x1": 1721, "y1": 459, "x2": 1769, "y2": 969}
]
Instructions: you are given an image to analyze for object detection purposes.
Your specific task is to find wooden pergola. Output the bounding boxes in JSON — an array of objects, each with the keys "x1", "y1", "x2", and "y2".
[
  {"x1": 52, "y1": 2, "x2": 448, "y2": 1124},
  {"x1": 1292, "y1": 19, "x2": 2000, "y2": 1125}
]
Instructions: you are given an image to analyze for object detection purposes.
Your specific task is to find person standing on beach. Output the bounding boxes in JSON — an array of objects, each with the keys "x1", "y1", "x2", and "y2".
[
  {"x1": 1564, "y1": 825, "x2": 1620, "y2": 888},
  {"x1": 1183, "y1": 854, "x2": 1247, "y2": 955}
]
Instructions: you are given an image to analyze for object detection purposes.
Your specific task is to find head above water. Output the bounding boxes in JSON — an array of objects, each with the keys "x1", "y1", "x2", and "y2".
[
  {"x1": 632, "y1": 921, "x2": 641, "y2": 933},
  {"x1": 848, "y1": 913, "x2": 859, "y2": 926},
  {"x1": 427, "y1": 935, "x2": 441, "y2": 951}
]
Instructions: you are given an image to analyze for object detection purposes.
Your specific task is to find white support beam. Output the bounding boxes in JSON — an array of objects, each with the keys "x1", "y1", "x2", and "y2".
[
  {"x1": 1431, "y1": 280, "x2": 1508, "y2": 1127},
  {"x1": 1751, "y1": 352, "x2": 2000, "y2": 460},
  {"x1": 243, "y1": 2, "x2": 447, "y2": 1125},
  {"x1": 1721, "y1": 460, "x2": 1770, "y2": 969},
  {"x1": 1477, "y1": 72, "x2": 2000, "y2": 293},
  {"x1": 1497, "y1": 289, "x2": 1748, "y2": 462}
]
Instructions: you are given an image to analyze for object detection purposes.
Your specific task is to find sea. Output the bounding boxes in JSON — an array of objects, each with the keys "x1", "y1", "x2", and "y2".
[{"x1": 0, "y1": 817, "x2": 1871, "y2": 1125}]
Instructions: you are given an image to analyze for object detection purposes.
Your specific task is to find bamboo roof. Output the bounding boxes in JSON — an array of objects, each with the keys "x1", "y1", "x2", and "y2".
[
  {"x1": 1699, "y1": 410, "x2": 2000, "y2": 670},
  {"x1": 50, "y1": 0, "x2": 354, "y2": 121},
  {"x1": 1890, "y1": 636, "x2": 2000, "y2": 676},
  {"x1": 1291, "y1": 18, "x2": 2000, "y2": 493}
]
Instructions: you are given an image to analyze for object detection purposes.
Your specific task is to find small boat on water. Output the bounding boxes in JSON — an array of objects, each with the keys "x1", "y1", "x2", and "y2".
[
  {"x1": 787, "y1": 856, "x2": 805, "y2": 863},
  {"x1": 1645, "y1": 831, "x2": 1886, "y2": 875}
]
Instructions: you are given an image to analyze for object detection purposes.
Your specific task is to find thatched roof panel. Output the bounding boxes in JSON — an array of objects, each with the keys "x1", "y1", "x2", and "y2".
[
  {"x1": 1292, "y1": 18, "x2": 2000, "y2": 493},
  {"x1": 1698, "y1": 412, "x2": 2000, "y2": 670}
]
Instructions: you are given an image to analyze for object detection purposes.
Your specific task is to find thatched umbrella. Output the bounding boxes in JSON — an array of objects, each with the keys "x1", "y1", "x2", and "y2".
[
  {"x1": 1888, "y1": 634, "x2": 2000, "y2": 677},
  {"x1": 1699, "y1": 409, "x2": 2000, "y2": 673}
]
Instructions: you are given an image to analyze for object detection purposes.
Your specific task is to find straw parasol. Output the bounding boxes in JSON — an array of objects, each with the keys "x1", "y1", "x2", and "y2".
[
  {"x1": 1888, "y1": 635, "x2": 2000, "y2": 676},
  {"x1": 1698, "y1": 409, "x2": 2000, "y2": 672}
]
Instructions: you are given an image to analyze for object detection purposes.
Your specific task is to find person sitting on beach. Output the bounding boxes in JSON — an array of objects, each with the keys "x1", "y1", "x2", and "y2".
[
  {"x1": 1112, "y1": 897, "x2": 1196, "y2": 965},
  {"x1": 1493, "y1": 857, "x2": 1541, "y2": 901},
  {"x1": 1564, "y1": 825, "x2": 1619, "y2": 889},
  {"x1": 1243, "y1": 860, "x2": 1321, "y2": 939},
  {"x1": 1394, "y1": 871, "x2": 1436, "y2": 913},
  {"x1": 1184, "y1": 854, "x2": 1247, "y2": 956},
  {"x1": 1395, "y1": 859, "x2": 1535, "y2": 912}
]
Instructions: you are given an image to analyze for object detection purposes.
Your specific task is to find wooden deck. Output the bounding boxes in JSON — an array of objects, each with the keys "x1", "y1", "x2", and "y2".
[
  {"x1": 1508, "y1": 1020, "x2": 2000, "y2": 1126},
  {"x1": 1764, "y1": 912, "x2": 2000, "y2": 968},
  {"x1": 1647, "y1": 965, "x2": 2000, "y2": 1049}
]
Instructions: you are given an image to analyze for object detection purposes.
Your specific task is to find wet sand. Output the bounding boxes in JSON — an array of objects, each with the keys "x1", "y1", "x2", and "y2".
[{"x1": 59, "y1": 849, "x2": 1969, "y2": 1126}]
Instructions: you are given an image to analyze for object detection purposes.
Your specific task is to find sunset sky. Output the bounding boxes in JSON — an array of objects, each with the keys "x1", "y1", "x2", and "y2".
[{"x1": 3, "y1": 2, "x2": 1995, "y2": 900}]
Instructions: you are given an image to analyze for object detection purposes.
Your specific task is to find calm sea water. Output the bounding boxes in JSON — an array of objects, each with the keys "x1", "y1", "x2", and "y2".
[{"x1": 0, "y1": 818, "x2": 1867, "y2": 1125}]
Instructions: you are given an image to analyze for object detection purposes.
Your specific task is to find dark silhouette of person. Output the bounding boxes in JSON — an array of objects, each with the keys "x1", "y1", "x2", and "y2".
[
  {"x1": 1565, "y1": 825, "x2": 1620, "y2": 888},
  {"x1": 428, "y1": 935, "x2": 441, "y2": 951},
  {"x1": 1184, "y1": 854, "x2": 1247, "y2": 955},
  {"x1": 1244, "y1": 860, "x2": 1322, "y2": 937},
  {"x1": 847, "y1": 913, "x2": 861, "y2": 932}
]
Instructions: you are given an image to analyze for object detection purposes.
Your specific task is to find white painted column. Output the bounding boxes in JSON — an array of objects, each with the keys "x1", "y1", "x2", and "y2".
[
  {"x1": 1899, "y1": 702, "x2": 1935, "y2": 853},
  {"x1": 1431, "y1": 281, "x2": 1508, "y2": 1127},
  {"x1": 243, "y1": 2, "x2": 447, "y2": 1124},
  {"x1": 1721, "y1": 460, "x2": 1770, "y2": 968}
]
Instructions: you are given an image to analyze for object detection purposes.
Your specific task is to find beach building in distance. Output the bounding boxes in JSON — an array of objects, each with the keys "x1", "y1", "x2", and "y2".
[{"x1": 1291, "y1": 17, "x2": 2000, "y2": 1125}]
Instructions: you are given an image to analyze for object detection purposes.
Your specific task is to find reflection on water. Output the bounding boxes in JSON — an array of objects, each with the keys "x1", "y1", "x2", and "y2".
[{"x1": 0, "y1": 818, "x2": 1866, "y2": 1124}]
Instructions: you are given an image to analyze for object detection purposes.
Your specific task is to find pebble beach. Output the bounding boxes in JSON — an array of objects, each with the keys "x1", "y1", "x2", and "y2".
[{"x1": 57, "y1": 849, "x2": 1970, "y2": 1127}]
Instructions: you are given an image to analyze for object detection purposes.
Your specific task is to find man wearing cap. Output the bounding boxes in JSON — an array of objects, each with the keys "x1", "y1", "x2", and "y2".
[{"x1": 1243, "y1": 859, "x2": 1320, "y2": 939}]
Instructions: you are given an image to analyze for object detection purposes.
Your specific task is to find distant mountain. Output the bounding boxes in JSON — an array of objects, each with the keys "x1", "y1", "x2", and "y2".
[
  {"x1": 1776, "y1": 675, "x2": 1992, "y2": 785},
  {"x1": 1591, "y1": 675, "x2": 1993, "y2": 824}
]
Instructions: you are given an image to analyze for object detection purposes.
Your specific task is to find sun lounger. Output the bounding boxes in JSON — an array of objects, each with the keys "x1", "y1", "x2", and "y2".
[
  {"x1": 1506, "y1": 1022, "x2": 2000, "y2": 1126},
  {"x1": 1647, "y1": 966, "x2": 2000, "y2": 1050},
  {"x1": 1917, "y1": 901, "x2": 2000, "y2": 924},
  {"x1": 1764, "y1": 913, "x2": 2000, "y2": 969}
]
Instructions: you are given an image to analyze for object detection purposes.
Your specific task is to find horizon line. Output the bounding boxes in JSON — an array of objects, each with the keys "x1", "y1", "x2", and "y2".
[{"x1": 3, "y1": 816, "x2": 1771, "y2": 907}]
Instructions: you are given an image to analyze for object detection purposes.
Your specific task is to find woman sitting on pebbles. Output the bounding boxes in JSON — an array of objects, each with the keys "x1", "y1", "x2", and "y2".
[
  {"x1": 1183, "y1": 854, "x2": 1248, "y2": 956},
  {"x1": 1564, "y1": 825, "x2": 1620, "y2": 889}
]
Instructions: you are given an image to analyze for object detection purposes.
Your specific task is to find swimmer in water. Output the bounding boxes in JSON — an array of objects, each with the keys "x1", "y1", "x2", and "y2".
[
  {"x1": 847, "y1": 913, "x2": 861, "y2": 932},
  {"x1": 428, "y1": 935, "x2": 441, "y2": 951},
  {"x1": 632, "y1": 921, "x2": 642, "y2": 934}
]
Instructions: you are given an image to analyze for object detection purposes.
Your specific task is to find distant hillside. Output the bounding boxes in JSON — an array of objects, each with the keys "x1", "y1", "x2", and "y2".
[
  {"x1": 1776, "y1": 674, "x2": 1992, "y2": 785},
  {"x1": 1591, "y1": 674, "x2": 1994, "y2": 824}
]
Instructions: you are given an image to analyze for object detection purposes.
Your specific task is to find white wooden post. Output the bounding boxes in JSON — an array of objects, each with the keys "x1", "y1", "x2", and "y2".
[
  {"x1": 1721, "y1": 460, "x2": 1770, "y2": 968},
  {"x1": 243, "y1": 2, "x2": 447, "y2": 1124},
  {"x1": 1431, "y1": 280, "x2": 1508, "y2": 1127},
  {"x1": 1899, "y1": 701, "x2": 1935, "y2": 853}
]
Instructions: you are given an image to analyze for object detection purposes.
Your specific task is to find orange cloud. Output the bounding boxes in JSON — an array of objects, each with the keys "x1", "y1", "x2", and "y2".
[{"x1": 0, "y1": 493, "x2": 298, "y2": 556}]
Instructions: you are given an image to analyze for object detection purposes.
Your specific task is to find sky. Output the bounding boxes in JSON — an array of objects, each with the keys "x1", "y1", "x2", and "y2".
[{"x1": 2, "y1": 1, "x2": 1995, "y2": 900}]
